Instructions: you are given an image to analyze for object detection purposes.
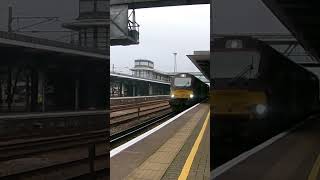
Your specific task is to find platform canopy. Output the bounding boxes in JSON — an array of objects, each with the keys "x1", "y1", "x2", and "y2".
[
  {"x1": 0, "y1": 31, "x2": 107, "y2": 61},
  {"x1": 187, "y1": 51, "x2": 210, "y2": 80},
  {"x1": 262, "y1": 0, "x2": 320, "y2": 61}
]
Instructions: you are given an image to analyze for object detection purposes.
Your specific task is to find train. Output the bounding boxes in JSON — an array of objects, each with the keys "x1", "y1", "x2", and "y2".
[
  {"x1": 210, "y1": 36, "x2": 320, "y2": 141},
  {"x1": 169, "y1": 73, "x2": 209, "y2": 111}
]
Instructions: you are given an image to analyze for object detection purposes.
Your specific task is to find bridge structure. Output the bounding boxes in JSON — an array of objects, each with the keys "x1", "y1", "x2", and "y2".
[
  {"x1": 110, "y1": 0, "x2": 209, "y2": 9},
  {"x1": 110, "y1": 0, "x2": 210, "y2": 46}
]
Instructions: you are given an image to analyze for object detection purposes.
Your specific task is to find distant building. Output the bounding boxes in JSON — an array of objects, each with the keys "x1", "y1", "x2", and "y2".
[
  {"x1": 130, "y1": 59, "x2": 172, "y2": 82},
  {"x1": 63, "y1": 0, "x2": 108, "y2": 50}
]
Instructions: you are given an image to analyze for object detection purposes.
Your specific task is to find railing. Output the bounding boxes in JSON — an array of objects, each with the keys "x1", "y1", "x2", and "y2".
[{"x1": 128, "y1": 10, "x2": 139, "y2": 43}]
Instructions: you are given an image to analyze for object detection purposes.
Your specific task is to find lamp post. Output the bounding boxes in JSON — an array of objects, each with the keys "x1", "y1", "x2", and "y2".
[
  {"x1": 173, "y1": 53, "x2": 177, "y2": 73},
  {"x1": 8, "y1": 5, "x2": 12, "y2": 32}
]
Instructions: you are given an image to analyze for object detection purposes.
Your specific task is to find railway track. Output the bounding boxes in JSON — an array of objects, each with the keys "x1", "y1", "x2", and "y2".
[
  {"x1": 0, "y1": 99, "x2": 171, "y2": 179},
  {"x1": 0, "y1": 129, "x2": 108, "y2": 179},
  {"x1": 0, "y1": 129, "x2": 107, "y2": 161},
  {"x1": 1, "y1": 151, "x2": 108, "y2": 180},
  {"x1": 110, "y1": 99, "x2": 169, "y2": 112},
  {"x1": 111, "y1": 103, "x2": 171, "y2": 126},
  {"x1": 0, "y1": 111, "x2": 175, "y2": 179},
  {"x1": 111, "y1": 111, "x2": 176, "y2": 148}
]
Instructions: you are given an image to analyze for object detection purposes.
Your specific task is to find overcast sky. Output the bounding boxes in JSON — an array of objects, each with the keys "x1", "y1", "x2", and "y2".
[
  {"x1": 0, "y1": 0, "x2": 78, "y2": 41},
  {"x1": 110, "y1": 5, "x2": 210, "y2": 74}
]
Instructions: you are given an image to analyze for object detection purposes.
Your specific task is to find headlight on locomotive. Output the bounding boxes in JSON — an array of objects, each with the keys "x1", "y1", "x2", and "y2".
[
  {"x1": 255, "y1": 104, "x2": 267, "y2": 115},
  {"x1": 171, "y1": 94, "x2": 175, "y2": 98},
  {"x1": 248, "y1": 104, "x2": 267, "y2": 118},
  {"x1": 190, "y1": 94, "x2": 194, "y2": 98}
]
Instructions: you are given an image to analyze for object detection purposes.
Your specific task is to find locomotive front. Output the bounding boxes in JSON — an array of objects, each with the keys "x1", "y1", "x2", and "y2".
[
  {"x1": 211, "y1": 37, "x2": 268, "y2": 138},
  {"x1": 169, "y1": 73, "x2": 196, "y2": 108}
]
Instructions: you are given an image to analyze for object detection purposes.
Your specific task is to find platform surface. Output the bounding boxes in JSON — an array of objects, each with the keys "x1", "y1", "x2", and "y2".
[
  {"x1": 214, "y1": 117, "x2": 320, "y2": 180},
  {"x1": 110, "y1": 103, "x2": 210, "y2": 180}
]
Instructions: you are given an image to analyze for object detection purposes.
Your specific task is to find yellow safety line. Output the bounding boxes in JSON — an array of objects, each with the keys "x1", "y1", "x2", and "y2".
[
  {"x1": 178, "y1": 110, "x2": 210, "y2": 180},
  {"x1": 308, "y1": 153, "x2": 320, "y2": 180}
]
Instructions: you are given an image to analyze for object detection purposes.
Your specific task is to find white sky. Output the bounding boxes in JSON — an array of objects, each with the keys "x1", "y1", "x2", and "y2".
[{"x1": 110, "y1": 5, "x2": 210, "y2": 74}]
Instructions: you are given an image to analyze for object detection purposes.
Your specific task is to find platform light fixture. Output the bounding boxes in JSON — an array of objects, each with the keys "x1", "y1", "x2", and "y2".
[
  {"x1": 226, "y1": 39, "x2": 243, "y2": 49},
  {"x1": 256, "y1": 104, "x2": 266, "y2": 115},
  {"x1": 173, "y1": 52, "x2": 177, "y2": 72}
]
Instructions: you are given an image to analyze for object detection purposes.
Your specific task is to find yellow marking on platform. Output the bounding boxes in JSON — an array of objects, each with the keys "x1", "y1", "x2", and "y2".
[
  {"x1": 124, "y1": 105, "x2": 209, "y2": 180},
  {"x1": 308, "y1": 153, "x2": 320, "y2": 180},
  {"x1": 178, "y1": 111, "x2": 210, "y2": 180}
]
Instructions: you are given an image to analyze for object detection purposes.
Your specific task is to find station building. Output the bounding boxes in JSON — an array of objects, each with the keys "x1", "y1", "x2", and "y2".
[
  {"x1": 63, "y1": 0, "x2": 109, "y2": 50},
  {"x1": 130, "y1": 59, "x2": 172, "y2": 82},
  {"x1": 110, "y1": 59, "x2": 171, "y2": 97},
  {"x1": 0, "y1": 0, "x2": 109, "y2": 113}
]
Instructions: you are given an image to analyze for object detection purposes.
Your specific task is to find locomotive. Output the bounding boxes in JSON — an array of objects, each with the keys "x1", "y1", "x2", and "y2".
[
  {"x1": 210, "y1": 36, "x2": 319, "y2": 140},
  {"x1": 169, "y1": 73, "x2": 209, "y2": 111}
]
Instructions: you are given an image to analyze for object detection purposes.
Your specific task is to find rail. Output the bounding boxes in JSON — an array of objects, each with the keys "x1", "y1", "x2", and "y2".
[
  {"x1": 110, "y1": 95, "x2": 170, "y2": 106},
  {"x1": 110, "y1": 111, "x2": 175, "y2": 147},
  {"x1": 111, "y1": 99, "x2": 169, "y2": 111},
  {"x1": 111, "y1": 95, "x2": 169, "y2": 100},
  {"x1": 0, "y1": 130, "x2": 108, "y2": 179},
  {"x1": 0, "y1": 110, "x2": 107, "y2": 140},
  {"x1": 0, "y1": 129, "x2": 107, "y2": 161},
  {"x1": 111, "y1": 102, "x2": 171, "y2": 126},
  {"x1": 0, "y1": 110, "x2": 107, "y2": 120}
]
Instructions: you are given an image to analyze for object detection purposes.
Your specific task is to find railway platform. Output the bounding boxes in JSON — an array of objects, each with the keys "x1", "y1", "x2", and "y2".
[
  {"x1": 110, "y1": 103, "x2": 210, "y2": 180},
  {"x1": 212, "y1": 115, "x2": 320, "y2": 180}
]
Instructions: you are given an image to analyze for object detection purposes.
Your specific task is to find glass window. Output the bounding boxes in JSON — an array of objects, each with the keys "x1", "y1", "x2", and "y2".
[
  {"x1": 211, "y1": 51, "x2": 260, "y2": 79},
  {"x1": 174, "y1": 77, "x2": 192, "y2": 87},
  {"x1": 86, "y1": 38, "x2": 94, "y2": 47},
  {"x1": 141, "y1": 61, "x2": 148, "y2": 66},
  {"x1": 97, "y1": 42, "x2": 106, "y2": 48},
  {"x1": 226, "y1": 40, "x2": 243, "y2": 49}
]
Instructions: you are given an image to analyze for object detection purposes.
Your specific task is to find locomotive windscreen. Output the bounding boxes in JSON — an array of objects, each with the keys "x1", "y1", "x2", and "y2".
[
  {"x1": 174, "y1": 77, "x2": 192, "y2": 87},
  {"x1": 211, "y1": 51, "x2": 261, "y2": 79}
]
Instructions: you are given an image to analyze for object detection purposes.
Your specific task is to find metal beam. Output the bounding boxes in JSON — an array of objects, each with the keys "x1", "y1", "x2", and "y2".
[
  {"x1": 299, "y1": 63, "x2": 320, "y2": 67},
  {"x1": 111, "y1": 0, "x2": 209, "y2": 9},
  {"x1": 262, "y1": 0, "x2": 320, "y2": 61}
]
